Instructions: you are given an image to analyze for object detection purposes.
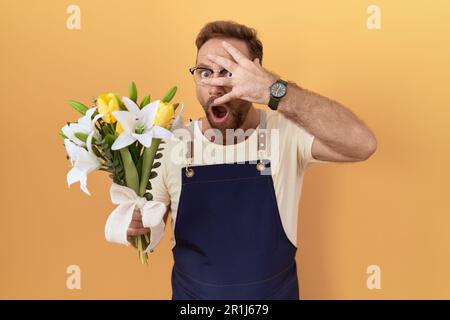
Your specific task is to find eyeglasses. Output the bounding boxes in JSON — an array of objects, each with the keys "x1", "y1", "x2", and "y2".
[{"x1": 189, "y1": 66, "x2": 232, "y2": 86}]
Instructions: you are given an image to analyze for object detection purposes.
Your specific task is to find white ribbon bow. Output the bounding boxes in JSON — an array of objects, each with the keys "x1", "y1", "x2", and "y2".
[{"x1": 104, "y1": 183, "x2": 167, "y2": 251}]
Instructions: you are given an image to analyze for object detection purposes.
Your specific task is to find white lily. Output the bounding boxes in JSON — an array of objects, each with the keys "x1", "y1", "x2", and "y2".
[
  {"x1": 111, "y1": 97, "x2": 173, "y2": 150},
  {"x1": 61, "y1": 107, "x2": 103, "y2": 147},
  {"x1": 64, "y1": 129, "x2": 101, "y2": 195}
]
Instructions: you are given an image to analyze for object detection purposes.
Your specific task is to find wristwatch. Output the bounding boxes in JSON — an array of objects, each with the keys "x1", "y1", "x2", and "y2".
[{"x1": 268, "y1": 79, "x2": 287, "y2": 110}]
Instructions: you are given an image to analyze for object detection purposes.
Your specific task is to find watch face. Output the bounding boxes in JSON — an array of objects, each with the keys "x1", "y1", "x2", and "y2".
[{"x1": 271, "y1": 82, "x2": 287, "y2": 98}]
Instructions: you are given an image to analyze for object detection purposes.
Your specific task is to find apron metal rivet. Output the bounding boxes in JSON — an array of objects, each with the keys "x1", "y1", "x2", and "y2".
[
  {"x1": 256, "y1": 162, "x2": 266, "y2": 171},
  {"x1": 185, "y1": 168, "x2": 195, "y2": 178}
]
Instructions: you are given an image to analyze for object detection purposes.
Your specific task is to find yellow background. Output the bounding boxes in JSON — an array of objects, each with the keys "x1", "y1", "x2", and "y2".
[{"x1": 1, "y1": 0, "x2": 449, "y2": 299}]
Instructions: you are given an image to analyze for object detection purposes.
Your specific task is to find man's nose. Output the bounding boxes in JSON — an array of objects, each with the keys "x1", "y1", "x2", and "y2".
[{"x1": 208, "y1": 84, "x2": 225, "y2": 97}]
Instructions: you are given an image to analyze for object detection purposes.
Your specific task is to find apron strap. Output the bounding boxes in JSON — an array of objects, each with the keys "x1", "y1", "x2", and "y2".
[
  {"x1": 184, "y1": 121, "x2": 195, "y2": 178},
  {"x1": 257, "y1": 109, "x2": 267, "y2": 157}
]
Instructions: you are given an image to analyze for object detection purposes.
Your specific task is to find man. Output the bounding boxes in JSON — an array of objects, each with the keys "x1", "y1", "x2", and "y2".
[{"x1": 126, "y1": 20, "x2": 377, "y2": 300}]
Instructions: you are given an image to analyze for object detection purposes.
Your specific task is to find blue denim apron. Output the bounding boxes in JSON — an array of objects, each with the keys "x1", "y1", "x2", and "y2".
[{"x1": 171, "y1": 110, "x2": 299, "y2": 300}]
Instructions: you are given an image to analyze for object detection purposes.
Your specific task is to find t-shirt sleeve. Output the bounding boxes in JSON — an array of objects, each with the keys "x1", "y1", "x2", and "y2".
[{"x1": 298, "y1": 129, "x2": 333, "y2": 169}]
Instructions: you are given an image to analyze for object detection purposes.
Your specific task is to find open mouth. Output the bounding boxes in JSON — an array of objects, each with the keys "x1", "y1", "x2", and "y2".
[{"x1": 210, "y1": 105, "x2": 230, "y2": 123}]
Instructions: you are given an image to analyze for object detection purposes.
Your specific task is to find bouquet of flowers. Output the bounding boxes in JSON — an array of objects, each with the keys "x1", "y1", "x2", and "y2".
[{"x1": 59, "y1": 81, "x2": 184, "y2": 264}]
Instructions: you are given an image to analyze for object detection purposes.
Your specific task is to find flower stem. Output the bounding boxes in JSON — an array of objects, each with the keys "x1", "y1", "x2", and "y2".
[
  {"x1": 119, "y1": 147, "x2": 139, "y2": 195},
  {"x1": 139, "y1": 138, "x2": 161, "y2": 196}
]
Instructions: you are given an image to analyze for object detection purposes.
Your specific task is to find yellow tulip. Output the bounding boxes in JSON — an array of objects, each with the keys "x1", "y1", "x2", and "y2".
[
  {"x1": 97, "y1": 93, "x2": 120, "y2": 123},
  {"x1": 154, "y1": 101, "x2": 175, "y2": 128},
  {"x1": 115, "y1": 121, "x2": 124, "y2": 135}
]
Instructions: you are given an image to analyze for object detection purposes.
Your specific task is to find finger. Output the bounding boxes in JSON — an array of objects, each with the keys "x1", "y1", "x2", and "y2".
[
  {"x1": 127, "y1": 227, "x2": 151, "y2": 237},
  {"x1": 132, "y1": 208, "x2": 142, "y2": 220},
  {"x1": 221, "y1": 41, "x2": 253, "y2": 68},
  {"x1": 200, "y1": 77, "x2": 233, "y2": 87},
  {"x1": 129, "y1": 220, "x2": 144, "y2": 228},
  {"x1": 128, "y1": 238, "x2": 137, "y2": 248},
  {"x1": 207, "y1": 54, "x2": 238, "y2": 73},
  {"x1": 211, "y1": 91, "x2": 237, "y2": 106},
  {"x1": 127, "y1": 227, "x2": 150, "y2": 237}
]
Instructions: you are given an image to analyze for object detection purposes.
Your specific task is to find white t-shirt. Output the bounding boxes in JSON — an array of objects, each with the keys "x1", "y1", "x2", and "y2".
[{"x1": 148, "y1": 109, "x2": 331, "y2": 251}]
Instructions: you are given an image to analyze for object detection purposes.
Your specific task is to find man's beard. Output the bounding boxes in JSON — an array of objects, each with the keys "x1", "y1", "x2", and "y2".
[{"x1": 203, "y1": 97, "x2": 251, "y2": 137}]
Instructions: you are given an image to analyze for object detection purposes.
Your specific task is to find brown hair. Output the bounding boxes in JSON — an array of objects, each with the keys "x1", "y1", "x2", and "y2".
[{"x1": 195, "y1": 20, "x2": 263, "y2": 65}]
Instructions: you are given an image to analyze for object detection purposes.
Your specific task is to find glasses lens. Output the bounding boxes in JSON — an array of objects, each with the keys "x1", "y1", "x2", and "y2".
[
  {"x1": 193, "y1": 68, "x2": 212, "y2": 83},
  {"x1": 192, "y1": 67, "x2": 232, "y2": 85},
  {"x1": 220, "y1": 69, "x2": 232, "y2": 78}
]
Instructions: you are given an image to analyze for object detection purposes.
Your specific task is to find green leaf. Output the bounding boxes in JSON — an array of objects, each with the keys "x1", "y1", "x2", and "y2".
[
  {"x1": 107, "y1": 123, "x2": 115, "y2": 135},
  {"x1": 103, "y1": 134, "x2": 116, "y2": 147},
  {"x1": 138, "y1": 138, "x2": 162, "y2": 196},
  {"x1": 137, "y1": 156, "x2": 143, "y2": 178},
  {"x1": 129, "y1": 81, "x2": 137, "y2": 103},
  {"x1": 74, "y1": 132, "x2": 88, "y2": 142},
  {"x1": 161, "y1": 86, "x2": 177, "y2": 103},
  {"x1": 144, "y1": 193, "x2": 153, "y2": 201},
  {"x1": 139, "y1": 94, "x2": 150, "y2": 108},
  {"x1": 59, "y1": 130, "x2": 68, "y2": 139},
  {"x1": 172, "y1": 102, "x2": 180, "y2": 111},
  {"x1": 68, "y1": 100, "x2": 89, "y2": 115},
  {"x1": 114, "y1": 94, "x2": 126, "y2": 110},
  {"x1": 152, "y1": 162, "x2": 161, "y2": 169},
  {"x1": 101, "y1": 125, "x2": 109, "y2": 136},
  {"x1": 129, "y1": 142, "x2": 140, "y2": 166},
  {"x1": 92, "y1": 146, "x2": 104, "y2": 159}
]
